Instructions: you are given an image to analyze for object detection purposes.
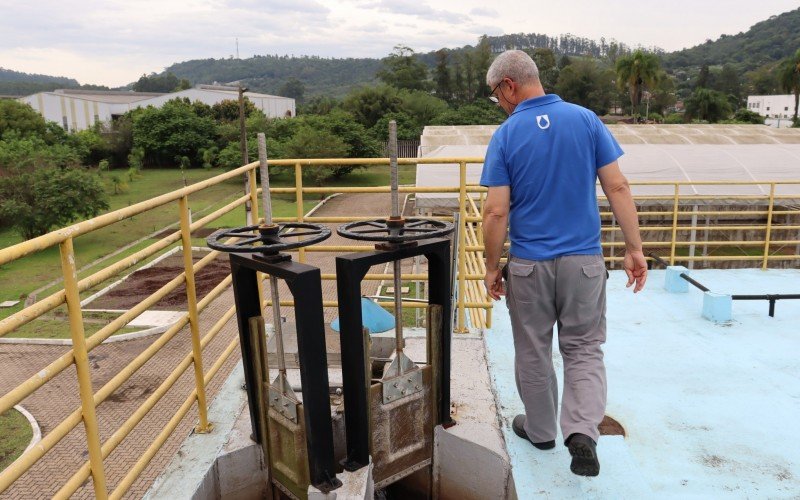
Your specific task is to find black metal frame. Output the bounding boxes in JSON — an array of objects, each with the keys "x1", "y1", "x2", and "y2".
[
  {"x1": 228, "y1": 253, "x2": 339, "y2": 491},
  {"x1": 335, "y1": 237, "x2": 453, "y2": 470}
]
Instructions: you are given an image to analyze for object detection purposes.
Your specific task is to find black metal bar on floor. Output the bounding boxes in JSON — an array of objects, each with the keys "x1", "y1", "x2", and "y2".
[
  {"x1": 649, "y1": 253, "x2": 800, "y2": 318},
  {"x1": 648, "y1": 253, "x2": 710, "y2": 292},
  {"x1": 731, "y1": 294, "x2": 800, "y2": 317}
]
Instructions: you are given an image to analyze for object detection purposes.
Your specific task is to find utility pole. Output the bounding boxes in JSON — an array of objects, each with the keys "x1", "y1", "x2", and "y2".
[{"x1": 239, "y1": 84, "x2": 252, "y2": 224}]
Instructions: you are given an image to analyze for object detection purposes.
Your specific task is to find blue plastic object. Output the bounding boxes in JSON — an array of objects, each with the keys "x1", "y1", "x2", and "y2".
[
  {"x1": 665, "y1": 266, "x2": 690, "y2": 293},
  {"x1": 331, "y1": 297, "x2": 396, "y2": 333},
  {"x1": 702, "y1": 292, "x2": 733, "y2": 322}
]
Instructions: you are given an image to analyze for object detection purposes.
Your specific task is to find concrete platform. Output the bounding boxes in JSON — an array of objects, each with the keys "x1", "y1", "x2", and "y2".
[{"x1": 486, "y1": 268, "x2": 800, "y2": 498}]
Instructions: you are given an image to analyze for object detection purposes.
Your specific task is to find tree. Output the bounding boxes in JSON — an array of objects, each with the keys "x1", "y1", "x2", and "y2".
[
  {"x1": 555, "y1": 59, "x2": 615, "y2": 115},
  {"x1": 430, "y1": 102, "x2": 506, "y2": 126},
  {"x1": 397, "y1": 90, "x2": 449, "y2": 127},
  {"x1": 131, "y1": 99, "x2": 217, "y2": 166},
  {"x1": 696, "y1": 64, "x2": 711, "y2": 89},
  {"x1": 746, "y1": 64, "x2": 780, "y2": 95},
  {"x1": 0, "y1": 166, "x2": 109, "y2": 239},
  {"x1": 434, "y1": 49, "x2": 452, "y2": 101},
  {"x1": 283, "y1": 126, "x2": 350, "y2": 187},
  {"x1": 299, "y1": 96, "x2": 338, "y2": 115},
  {"x1": 732, "y1": 108, "x2": 764, "y2": 124},
  {"x1": 779, "y1": 49, "x2": 800, "y2": 121},
  {"x1": 278, "y1": 78, "x2": 306, "y2": 102},
  {"x1": 529, "y1": 48, "x2": 559, "y2": 93},
  {"x1": 472, "y1": 37, "x2": 493, "y2": 98},
  {"x1": 684, "y1": 88, "x2": 732, "y2": 123},
  {"x1": 211, "y1": 98, "x2": 256, "y2": 122},
  {"x1": 132, "y1": 72, "x2": 184, "y2": 93},
  {"x1": 650, "y1": 71, "x2": 678, "y2": 115},
  {"x1": 615, "y1": 50, "x2": 661, "y2": 120},
  {"x1": 376, "y1": 45, "x2": 429, "y2": 91},
  {"x1": 342, "y1": 85, "x2": 402, "y2": 129},
  {"x1": 300, "y1": 109, "x2": 382, "y2": 160},
  {"x1": 0, "y1": 100, "x2": 47, "y2": 138},
  {"x1": 715, "y1": 64, "x2": 742, "y2": 103}
]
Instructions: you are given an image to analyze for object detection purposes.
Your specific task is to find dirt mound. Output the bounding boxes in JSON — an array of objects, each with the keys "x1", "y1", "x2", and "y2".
[{"x1": 88, "y1": 253, "x2": 231, "y2": 311}]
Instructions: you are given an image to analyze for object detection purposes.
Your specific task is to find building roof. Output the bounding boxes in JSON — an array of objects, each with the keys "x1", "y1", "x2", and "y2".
[
  {"x1": 49, "y1": 89, "x2": 164, "y2": 104},
  {"x1": 415, "y1": 125, "x2": 800, "y2": 209}
]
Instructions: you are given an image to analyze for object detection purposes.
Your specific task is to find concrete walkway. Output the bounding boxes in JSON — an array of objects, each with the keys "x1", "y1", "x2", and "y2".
[{"x1": 0, "y1": 192, "x2": 391, "y2": 499}]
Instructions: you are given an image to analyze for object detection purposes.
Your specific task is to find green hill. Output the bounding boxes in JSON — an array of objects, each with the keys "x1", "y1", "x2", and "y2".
[
  {"x1": 163, "y1": 55, "x2": 381, "y2": 99},
  {"x1": 0, "y1": 68, "x2": 79, "y2": 96},
  {"x1": 662, "y1": 7, "x2": 800, "y2": 70}
]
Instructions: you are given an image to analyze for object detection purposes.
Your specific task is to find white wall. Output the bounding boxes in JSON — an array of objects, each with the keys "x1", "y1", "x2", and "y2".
[
  {"x1": 746, "y1": 94, "x2": 797, "y2": 119},
  {"x1": 19, "y1": 88, "x2": 296, "y2": 132},
  {"x1": 19, "y1": 93, "x2": 115, "y2": 132}
]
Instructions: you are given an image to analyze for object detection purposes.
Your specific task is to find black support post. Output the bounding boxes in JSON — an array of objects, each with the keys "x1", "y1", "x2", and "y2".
[
  {"x1": 335, "y1": 238, "x2": 452, "y2": 471},
  {"x1": 228, "y1": 253, "x2": 339, "y2": 492}
]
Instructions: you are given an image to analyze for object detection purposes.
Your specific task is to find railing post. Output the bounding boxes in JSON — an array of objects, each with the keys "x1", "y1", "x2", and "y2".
[
  {"x1": 295, "y1": 162, "x2": 305, "y2": 263},
  {"x1": 456, "y1": 161, "x2": 468, "y2": 333},
  {"x1": 59, "y1": 237, "x2": 108, "y2": 499},
  {"x1": 248, "y1": 167, "x2": 259, "y2": 225},
  {"x1": 179, "y1": 196, "x2": 212, "y2": 433},
  {"x1": 670, "y1": 183, "x2": 680, "y2": 265},
  {"x1": 762, "y1": 183, "x2": 776, "y2": 270}
]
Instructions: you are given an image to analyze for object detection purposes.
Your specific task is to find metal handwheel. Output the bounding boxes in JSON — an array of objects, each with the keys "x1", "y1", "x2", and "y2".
[
  {"x1": 337, "y1": 218, "x2": 453, "y2": 243},
  {"x1": 207, "y1": 222, "x2": 331, "y2": 254}
]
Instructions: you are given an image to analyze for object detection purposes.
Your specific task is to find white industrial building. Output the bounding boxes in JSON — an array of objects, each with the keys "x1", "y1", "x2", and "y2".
[
  {"x1": 746, "y1": 94, "x2": 798, "y2": 119},
  {"x1": 415, "y1": 124, "x2": 800, "y2": 212},
  {"x1": 18, "y1": 85, "x2": 296, "y2": 132}
]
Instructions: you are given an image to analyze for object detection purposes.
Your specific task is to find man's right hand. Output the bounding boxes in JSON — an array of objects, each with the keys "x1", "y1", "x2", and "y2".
[
  {"x1": 623, "y1": 250, "x2": 647, "y2": 293},
  {"x1": 484, "y1": 268, "x2": 505, "y2": 300}
]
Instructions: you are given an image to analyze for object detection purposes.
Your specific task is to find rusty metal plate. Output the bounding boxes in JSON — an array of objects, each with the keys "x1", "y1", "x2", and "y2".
[
  {"x1": 370, "y1": 365, "x2": 434, "y2": 488},
  {"x1": 268, "y1": 404, "x2": 310, "y2": 500}
]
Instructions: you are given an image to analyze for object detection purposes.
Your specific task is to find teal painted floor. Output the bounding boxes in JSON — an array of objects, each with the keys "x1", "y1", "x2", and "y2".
[{"x1": 485, "y1": 268, "x2": 800, "y2": 499}]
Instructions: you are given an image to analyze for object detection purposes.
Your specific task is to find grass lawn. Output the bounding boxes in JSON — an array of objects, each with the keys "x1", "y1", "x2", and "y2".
[
  {"x1": 0, "y1": 408, "x2": 32, "y2": 471},
  {"x1": 3, "y1": 318, "x2": 142, "y2": 340},
  {"x1": 377, "y1": 281, "x2": 425, "y2": 328}
]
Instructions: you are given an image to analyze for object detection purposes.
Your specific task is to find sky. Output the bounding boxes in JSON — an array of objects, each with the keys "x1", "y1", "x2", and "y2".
[{"x1": 0, "y1": 0, "x2": 797, "y2": 87}]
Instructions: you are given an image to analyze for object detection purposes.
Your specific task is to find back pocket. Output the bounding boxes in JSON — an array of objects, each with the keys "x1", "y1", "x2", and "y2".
[
  {"x1": 578, "y1": 262, "x2": 606, "y2": 304},
  {"x1": 508, "y1": 261, "x2": 536, "y2": 304}
]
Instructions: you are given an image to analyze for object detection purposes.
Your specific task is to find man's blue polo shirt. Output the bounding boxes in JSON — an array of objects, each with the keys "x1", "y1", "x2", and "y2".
[{"x1": 480, "y1": 94, "x2": 623, "y2": 261}]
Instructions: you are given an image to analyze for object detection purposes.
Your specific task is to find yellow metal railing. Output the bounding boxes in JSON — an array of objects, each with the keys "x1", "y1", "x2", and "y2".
[{"x1": 0, "y1": 156, "x2": 799, "y2": 497}]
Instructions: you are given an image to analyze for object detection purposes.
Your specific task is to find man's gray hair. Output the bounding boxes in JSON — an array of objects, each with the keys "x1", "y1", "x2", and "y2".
[{"x1": 486, "y1": 50, "x2": 540, "y2": 87}]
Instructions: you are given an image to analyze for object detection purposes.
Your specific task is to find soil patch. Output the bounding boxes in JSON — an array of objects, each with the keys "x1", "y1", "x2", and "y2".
[{"x1": 87, "y1": 252, "x2": 231, "y2": 311}]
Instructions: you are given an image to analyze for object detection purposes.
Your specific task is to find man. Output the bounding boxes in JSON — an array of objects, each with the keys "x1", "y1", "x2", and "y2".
[{"x1": 480, "y1": 50, "x2": 647, "y2": 477}]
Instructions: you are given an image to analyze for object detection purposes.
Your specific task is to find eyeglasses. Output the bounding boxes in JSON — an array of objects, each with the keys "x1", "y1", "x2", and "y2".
[{"x1": 488, "y1": 81, "x2": 502, "y2": 104}]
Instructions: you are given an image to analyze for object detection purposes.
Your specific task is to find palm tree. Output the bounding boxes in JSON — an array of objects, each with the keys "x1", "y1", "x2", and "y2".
[
  {"x1": 779, "y1": 49, "x2": 800, "y2": 122},
  {"x1": 615, "y1": 50, "x2": 661, "y2": 122}
]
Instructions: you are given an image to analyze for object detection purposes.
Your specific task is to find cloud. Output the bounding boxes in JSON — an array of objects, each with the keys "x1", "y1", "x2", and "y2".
[
  {"x1": 362, "y1": 0, "x2": 470, "y2": 24},
  {"x1": 469, "y1": 7, "x2": 498, "y2": 16}
]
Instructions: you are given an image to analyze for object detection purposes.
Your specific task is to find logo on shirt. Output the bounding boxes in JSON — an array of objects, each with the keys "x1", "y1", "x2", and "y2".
[{"x1": 536, "y1": 114, "x2": 551, "y2": 130}]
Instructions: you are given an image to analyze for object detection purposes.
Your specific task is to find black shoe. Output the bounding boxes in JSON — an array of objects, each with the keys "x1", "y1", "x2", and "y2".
[
  {"x1": 566, "y1": 433, "x2": 600, "y2": 477},
  {"x1": 512, "y1": 415, "x2": 556, "y2": 450}
]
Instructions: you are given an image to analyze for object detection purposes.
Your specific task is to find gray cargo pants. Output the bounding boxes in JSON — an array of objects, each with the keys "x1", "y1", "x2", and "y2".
[{"x1": 505, "y1": 253, "x2": 607, "y2": 444}]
